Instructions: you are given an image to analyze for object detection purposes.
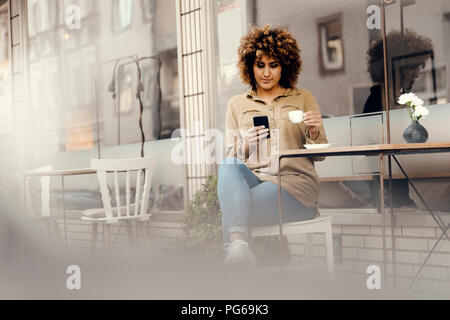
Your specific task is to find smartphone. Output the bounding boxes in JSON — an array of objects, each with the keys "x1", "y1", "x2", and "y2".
[{"x1": 253, "y1": 116, "x2": 270, "y2": 139}]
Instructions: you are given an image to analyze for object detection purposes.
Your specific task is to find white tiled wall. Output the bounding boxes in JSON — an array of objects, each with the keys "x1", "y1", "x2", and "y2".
[{"x1": 286, "y1": 221, "x2": 450, "y2": 295}]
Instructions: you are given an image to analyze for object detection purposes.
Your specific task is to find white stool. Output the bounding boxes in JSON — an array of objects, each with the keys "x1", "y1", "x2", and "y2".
[{"x1": 252, "y1": 216, "x2": 335, "y2": 282}]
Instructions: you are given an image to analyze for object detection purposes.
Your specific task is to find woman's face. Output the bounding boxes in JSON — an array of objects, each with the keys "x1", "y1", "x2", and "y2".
[{"x1": 253, "y1": 54, "x2": 282, "y2": 91}]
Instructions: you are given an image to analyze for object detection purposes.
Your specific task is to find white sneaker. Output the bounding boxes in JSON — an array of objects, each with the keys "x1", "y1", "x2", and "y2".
[{"x1": 224, "y1": 240, "x2": 257, "y2": 266}]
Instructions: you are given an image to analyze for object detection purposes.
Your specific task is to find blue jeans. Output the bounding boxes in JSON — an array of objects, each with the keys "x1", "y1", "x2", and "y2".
[{"x1": 218, "y1": 157, "x2": 316, "y2": 246}]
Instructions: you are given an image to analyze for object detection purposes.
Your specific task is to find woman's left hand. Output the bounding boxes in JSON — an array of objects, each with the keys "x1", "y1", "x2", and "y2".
[{"x1": 303, "y1": 111, "x2": 322, "y2": 140}]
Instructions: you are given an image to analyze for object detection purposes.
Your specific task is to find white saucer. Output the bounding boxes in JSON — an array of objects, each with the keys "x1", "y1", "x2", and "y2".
[{"x1": 304, "y1": 143, "x2": 332, "y2": 150}]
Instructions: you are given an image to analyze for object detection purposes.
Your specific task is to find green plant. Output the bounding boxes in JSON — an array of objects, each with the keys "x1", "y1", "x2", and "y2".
[{"x1": 178, "y1": 175, "x2": 223, "y2": 257}]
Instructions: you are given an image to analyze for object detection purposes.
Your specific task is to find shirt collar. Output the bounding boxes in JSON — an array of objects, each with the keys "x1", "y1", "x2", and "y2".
[{"x1": 246, "y1": 87, "x2": 300, "y2": 102}]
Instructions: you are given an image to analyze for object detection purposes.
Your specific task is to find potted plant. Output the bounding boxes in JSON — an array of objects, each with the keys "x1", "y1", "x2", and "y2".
[
  {"x1": 398, "y1": 92, "x2": 430, "y2": 143},
  {"x1": 177, "y1": 175, "x2": 224, "y2": 259}
]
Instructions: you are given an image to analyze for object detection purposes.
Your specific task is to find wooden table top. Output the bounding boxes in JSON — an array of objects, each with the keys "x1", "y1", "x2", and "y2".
[
  {"x1": 280, "y1": 142, "x2": 450, "y2": 158},
  {"x1": 21, "y1": 168, "x2": 96, "y2": 177}
]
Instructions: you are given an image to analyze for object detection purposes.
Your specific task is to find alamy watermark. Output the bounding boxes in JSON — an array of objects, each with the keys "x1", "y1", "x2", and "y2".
[
  {"x1": 66, "y1": 265, "x2": 81, "y2": 290},
  {"x1": 170, "y1": 120, "x2": 280, "y2": 167},
  {"x1": 66, "y1": 5, "x2": 81, "y2": 30},
  {"x1": 366, "y1": 265, "x2": 381, "y2": 290},
  {"x1": 366, "y1": 5, "x2": 381, "y2": 30}
]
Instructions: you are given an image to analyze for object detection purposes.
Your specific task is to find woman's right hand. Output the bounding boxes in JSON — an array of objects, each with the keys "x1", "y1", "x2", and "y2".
[{"x1": 241, "y1": 125, "x2": 269, "y2": 157}]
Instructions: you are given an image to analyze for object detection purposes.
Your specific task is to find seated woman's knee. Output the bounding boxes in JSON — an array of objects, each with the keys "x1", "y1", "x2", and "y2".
[
  {"x1": 218, "y1": 157, "x2": 245, "y2": 177},
  {"x1": 221, "y1": 157, "x2": 244, "y2": 165}
]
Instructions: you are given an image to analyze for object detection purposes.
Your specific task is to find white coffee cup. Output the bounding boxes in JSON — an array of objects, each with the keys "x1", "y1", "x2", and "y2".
[{"x1": 288, "y1": 110, "x2": 303, "y2": 124}]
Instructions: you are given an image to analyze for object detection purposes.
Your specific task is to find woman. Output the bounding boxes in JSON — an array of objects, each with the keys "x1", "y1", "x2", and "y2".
[{"x1": 218, "y1": 25, "x2": 328, "y2": 265}]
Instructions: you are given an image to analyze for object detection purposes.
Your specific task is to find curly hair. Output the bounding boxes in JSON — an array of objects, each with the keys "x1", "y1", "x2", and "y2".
[
  {"x1": 367, "y1": 30, "x2": 434, "y2": 83},
  {"x1": 237, "y1": 24, "x2": 302, "y2": 90}
]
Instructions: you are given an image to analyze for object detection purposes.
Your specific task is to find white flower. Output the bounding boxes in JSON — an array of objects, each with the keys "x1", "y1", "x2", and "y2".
[
  {"x1": 411, "y1": 96, "x2": 424, "y2": 107},
  {"x1": 398, "y1": 93, "x2": 417, "y2": 105},
  {"x1": 398, "y1": 93, "x2": 424, "y2": 106},
  {"x1": 413, "y1": 105, "x2": 429, "y2": 119},
  {"x1": 399, "y1": 92, "x2": 430, "y2": 121}
]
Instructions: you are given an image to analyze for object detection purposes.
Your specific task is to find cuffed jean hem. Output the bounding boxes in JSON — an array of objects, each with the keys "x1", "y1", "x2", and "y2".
[{"x1": 223, "y1": 225, "x2": 249, "y2": 249}]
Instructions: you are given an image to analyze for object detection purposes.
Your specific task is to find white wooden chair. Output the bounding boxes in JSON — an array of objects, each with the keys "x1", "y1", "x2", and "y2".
[
  {"x1": 81, "y1": 157, "x2": 157, "y2": 252},
  {"x1": 24, "y1": 165, "x2": 63, "y2": 243},
  {"x1": 252, "y1": 216, "x2": 335, "y2": 282}
]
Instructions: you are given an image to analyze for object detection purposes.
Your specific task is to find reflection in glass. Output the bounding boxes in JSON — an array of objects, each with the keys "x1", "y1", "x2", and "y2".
[
  {"x1": 318, "y1": 13, "x2": 345, "y2": 75},
  {"x1": 112, "y1": 0, "x2": 133, "y2": 32},
  {"x1": 25, "y1": 1, "x2": 179, "y2": 155},
  {"x1": 141, "y1": 0, "x2": 156, "y2": 23},
  {"x1": 217, "y1": 0, "x2": 242, "y2": 79},
  {"x1": 27, "y1": 1, "x2": 98, "y2": 154},
  {"x1": 27, "y1": 0, "x2": 58, "y2": 36},
  {"x1": 364, "y1": 30, "x2": 434, "y2": 113},
  {"x1": 385, "y1": 0, "x2": 450, "y2": 108},
  {"x1": 158, "y1": 49, "x2": 179, "y2": 140},
  {"x1": 117, "y1": 63, "x2": 135, "y2": 115},
  {"x1": 0, "y1": 0, "x2": 12, "y2": 134},
  {"x1": 141, "y1": 56, "x2": 162, "y2": 140}
]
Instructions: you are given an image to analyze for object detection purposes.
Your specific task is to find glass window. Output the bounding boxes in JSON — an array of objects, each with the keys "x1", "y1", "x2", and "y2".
[
  {"x1": 214, "y1": 0, "x2": 252, "y2": 132},
  {"x1": 112, "y1": 0, "x2": 133, "y2": 32},
  {"x1": 385, "y1": 0, "x2": 450, "y2": 108},
  {"x1": 0, "y1": 0, "x2": 12, "y2": 134},
  {"x1": 26, "y1": 0, "x2": 179, "y2": 155}
]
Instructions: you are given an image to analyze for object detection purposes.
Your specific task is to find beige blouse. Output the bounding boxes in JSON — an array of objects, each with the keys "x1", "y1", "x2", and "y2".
[{"x1": 225, "y1": 87, "x2": 328, "y2": 208}]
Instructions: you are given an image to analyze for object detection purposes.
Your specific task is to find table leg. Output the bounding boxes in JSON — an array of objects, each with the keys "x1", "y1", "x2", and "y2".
[
  {"x1": 388, "y1": 155, "x2": 397, "y2": 288},
  {"x1": 278, "y1": 157, "x2": 283, "y2": 238},
  {"x1": 61, "y1": 176, "x2": 68, "y2": 247},
  {"x1": 278, "y1": 157, "x2": 284, "y2": 271},
  {"x1": 379, "y1": 153, "x2": 388, "y2": 288}
]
